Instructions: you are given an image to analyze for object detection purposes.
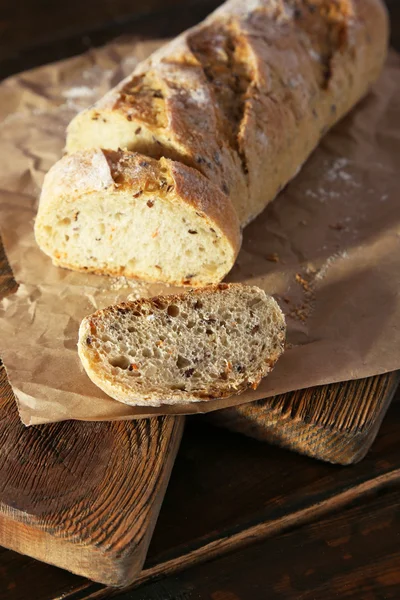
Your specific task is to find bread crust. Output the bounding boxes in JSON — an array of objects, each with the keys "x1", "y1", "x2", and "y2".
[
  {"x1": 40, "y1": 0, "x2": 388, "y2": 285},
  {"x1": 35, "y1": 149, "x2": 241, "y2": 286},
  {"x1": 78, "y1": 283, "x2": 286, "y2": 406},
  {"x1": 67, "y1": 0, "x2": 389, "y2": 226}
]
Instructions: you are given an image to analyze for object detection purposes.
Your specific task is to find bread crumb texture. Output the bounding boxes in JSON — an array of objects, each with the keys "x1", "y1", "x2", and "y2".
[
  {"x1": 35, "y1": 149, "x2": 240, "y2": 287},
  {"x1": 78, "y1": 284, "x2": 286, "y2": 406}
]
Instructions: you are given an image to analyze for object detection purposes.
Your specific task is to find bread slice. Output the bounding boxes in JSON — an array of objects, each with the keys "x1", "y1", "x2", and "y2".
[
  {"x1": 34, "y1": 149, "x2": 241, "y2": 287},
  {"x1": 78, "y1": 284, "x2": 286, "y2": 407}
]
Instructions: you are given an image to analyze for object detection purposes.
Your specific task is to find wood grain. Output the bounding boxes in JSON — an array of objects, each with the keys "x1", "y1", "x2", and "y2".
[
  {"x1": 0, "y1": 374, "x2": 184, "y2": 586},
  {"x1": 52, "y1": 393, "x2": 400, "y2": 599},
  {"x1": 1, "y1": 392, "x2": 400, "y2": 599},
  {"x1": 123, "y1": 486, "x2": 400, "y2": 600},
  {"x1": 209, "y1": 373, "x2": 400, "y2": 464}
]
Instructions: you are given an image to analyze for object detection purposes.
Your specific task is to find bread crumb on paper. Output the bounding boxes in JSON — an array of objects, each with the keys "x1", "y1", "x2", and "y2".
[
  {"x1": 329, "y1": 222, "x2": 345, "y2": 231},
  {"x1": 295, "y1": 273, "x2": 311, "y2": 293},
  {"x1": 288, "y1": 271, "x2": 316, "y2": 323}
]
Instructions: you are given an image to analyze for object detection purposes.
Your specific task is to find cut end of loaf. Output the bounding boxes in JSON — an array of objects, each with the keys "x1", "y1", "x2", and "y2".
[
  {"x1": 78, "y1": 284, "x2": 286, "y2": 407},
  {"x1": 34, "y1": 149, "x2": 240, "y2": 287}
]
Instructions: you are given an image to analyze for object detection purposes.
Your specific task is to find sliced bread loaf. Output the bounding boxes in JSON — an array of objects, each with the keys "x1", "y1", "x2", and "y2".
[
  {"x1": 37, "y1": 0, "x2": 388, "y2": 287},
  {"x1": 78, "y1": 284, "x2": 286, "y2": 407},
  {"x1": 66, "y1": 0, "x2": 388, "y2": 227},
  {"x1": 34, "y1": 149, "x2": 241, "y2": 287}
]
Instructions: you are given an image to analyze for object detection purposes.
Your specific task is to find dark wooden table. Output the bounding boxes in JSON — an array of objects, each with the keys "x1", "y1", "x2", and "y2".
[{"x1": 1, "y1": 1, "x2": 399, "y2": 598}]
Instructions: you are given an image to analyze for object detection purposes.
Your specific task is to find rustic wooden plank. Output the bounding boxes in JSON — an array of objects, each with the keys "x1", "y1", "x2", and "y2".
[
  {"x1": 71, "y1": 394, "x2": 400, "y2": 598},
  {"x1": 121, "y1": 486, "x2": 400, "y2": 600},
  {"x1": 2, "y1": 392, "x2": 400, "y2": 599},
  {"x1": 209, "y1": 373, "x2": 400, "y2": 464},
  {"x1": 0, "y1": 375, "x2": 184, "y2": 586},
  {"x1": 137, "y1": 394, "x2": 400, "y2": 582},
  {"x1": 70, "y1": 392, "x2": 400, "y2": 598}
]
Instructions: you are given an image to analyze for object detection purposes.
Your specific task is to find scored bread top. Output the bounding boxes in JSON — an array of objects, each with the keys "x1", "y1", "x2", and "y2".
[
  {"x1": 66, "y1": 0, "x2": 388, "y2": 226},
  {"x1": 40, "y1": 148, "x2": 240, "y2": 242},
  {"x1": 78, "y1": 283, "x2": 286, "y2": 407},
  {"x1": 38, "y1": 0, "x2": 388, "y2": 287}
]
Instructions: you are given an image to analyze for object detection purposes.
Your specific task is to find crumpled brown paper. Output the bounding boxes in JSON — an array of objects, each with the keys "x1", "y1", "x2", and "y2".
[{"x1": 0, "y1": 37, "x2": 399, "y2": 426}]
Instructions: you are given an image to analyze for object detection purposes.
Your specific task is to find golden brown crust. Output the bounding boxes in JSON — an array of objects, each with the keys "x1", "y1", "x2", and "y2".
[
  {"x1": 66, "y1": 0, "x2": 388, "y2": 227},
  {"x1": 36, "y1": 149, "x2": 241, "y2": 286}
]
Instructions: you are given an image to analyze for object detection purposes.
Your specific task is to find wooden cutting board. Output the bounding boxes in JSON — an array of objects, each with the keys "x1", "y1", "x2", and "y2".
[
  {"x1": 2, "y1": 391, "x2": 400, "y2": 600},
  {"x1": 0, "y1": 368, "x2": 184, "y2": 587},
  {"x1": 212, "y1": 372, "x2": 400, "y2": 464},
  {"x1": 1, "y1": 373, "x2": 397, "y2": 587},
  {"x1": 0, "y1": 238, "x2": 398, "y2": 587}
]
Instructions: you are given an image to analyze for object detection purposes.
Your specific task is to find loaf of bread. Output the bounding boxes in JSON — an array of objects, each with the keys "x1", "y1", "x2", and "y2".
[
  {"x1": 36, "y1": 0, "x2": 388, "y2": 285},
  {"x1": 78, "y1": 284, "x2": 286, "y2": 406},
  {"x1": 34, "y1": 149, "x2": 240, "y2": 286}
]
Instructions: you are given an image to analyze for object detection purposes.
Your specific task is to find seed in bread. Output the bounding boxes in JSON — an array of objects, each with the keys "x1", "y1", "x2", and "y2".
[
  {"x1": 78, "y1": 284, "x2": 286, "y2": 407},
  {"x1": 34, "y1": 149, "x2": 241, "y2": 287}
]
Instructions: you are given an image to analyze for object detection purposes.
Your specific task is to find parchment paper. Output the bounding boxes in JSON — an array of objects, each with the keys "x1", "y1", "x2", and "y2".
[{"x1": 0, "y1": 37, "x2": 399, "y2": 426}]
